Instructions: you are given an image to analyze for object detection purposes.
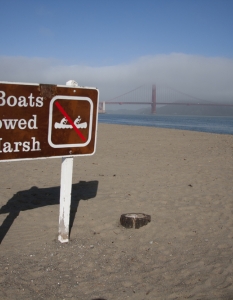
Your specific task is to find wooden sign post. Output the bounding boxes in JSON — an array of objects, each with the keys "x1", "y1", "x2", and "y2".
[{"x1": 0, "y1": 80, "x2": 99, "y2": 243}]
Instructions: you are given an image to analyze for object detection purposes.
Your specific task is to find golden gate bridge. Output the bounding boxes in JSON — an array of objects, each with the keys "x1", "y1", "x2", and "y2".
[{"x1": 99, "y1": 84, "x2": 233, "y2": 114}]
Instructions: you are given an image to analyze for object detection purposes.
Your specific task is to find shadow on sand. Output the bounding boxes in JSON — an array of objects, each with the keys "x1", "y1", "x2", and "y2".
[{"x1": 0, "y1": 180, "x2": 98, "y2": 244}]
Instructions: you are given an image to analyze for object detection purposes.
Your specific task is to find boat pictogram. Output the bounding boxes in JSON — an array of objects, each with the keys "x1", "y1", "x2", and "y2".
[{"x1": 55, "y1": 116, "x2": 87, "y2": 129}]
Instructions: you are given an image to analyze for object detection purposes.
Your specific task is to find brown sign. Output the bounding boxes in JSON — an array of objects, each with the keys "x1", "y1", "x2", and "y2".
[{"x1": 0, "y1": 82, "x2": 99, "y2": 161}]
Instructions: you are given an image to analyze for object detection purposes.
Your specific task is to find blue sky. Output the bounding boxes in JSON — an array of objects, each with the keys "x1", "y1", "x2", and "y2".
[
  {"x1": 0, "y1": 0, "x2": 233, "y2": 102},
  {"x1": 1, "y1": 0, "x2": 233, "y2": 64}
]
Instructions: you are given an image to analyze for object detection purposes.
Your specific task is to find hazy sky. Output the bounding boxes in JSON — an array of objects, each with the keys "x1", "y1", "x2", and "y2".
[{"x1": 0, "y1": 0, "x2": 233, "y2": 102}]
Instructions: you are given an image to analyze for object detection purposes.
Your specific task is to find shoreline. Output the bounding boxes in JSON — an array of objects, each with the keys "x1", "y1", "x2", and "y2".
[{"x1": 98, "y1": 114, "x2": 233, "y2": 136}]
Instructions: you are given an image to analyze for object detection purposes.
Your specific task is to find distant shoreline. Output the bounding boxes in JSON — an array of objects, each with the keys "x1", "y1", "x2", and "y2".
[{"x1": 98, "y1": 114, "x2": 233, "y2": 135}]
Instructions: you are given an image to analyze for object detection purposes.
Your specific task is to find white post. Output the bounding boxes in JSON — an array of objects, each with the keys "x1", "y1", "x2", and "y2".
[
  {"x1": 58, "y1": 157, "x2": 73, "y2": 242},
  {"x1": 58, "y1": 80, "x2": 78, "y2": 243},
  {"x1": 103, "y1": 101, "x2": 106, "y2": 112}
]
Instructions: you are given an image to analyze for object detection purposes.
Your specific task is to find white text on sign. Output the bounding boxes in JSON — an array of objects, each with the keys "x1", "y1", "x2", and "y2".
[
  {"x1": 0, "y1": 115, "x2": 38, "y2": 130},
  {"x1": 0, "y1": 137, "x2": 41, "y2": 153},
  {"x1": 0, "y1": 90, "x2": 43, "y2": 155},
  {"x1": 0, "y1": 91, "x2": 43, "y2": 107}
]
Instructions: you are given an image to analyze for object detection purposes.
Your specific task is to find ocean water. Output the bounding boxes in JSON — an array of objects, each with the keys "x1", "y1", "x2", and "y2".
[{"x1": 98, "y1": 114, "x2": 233, "y2": 135}]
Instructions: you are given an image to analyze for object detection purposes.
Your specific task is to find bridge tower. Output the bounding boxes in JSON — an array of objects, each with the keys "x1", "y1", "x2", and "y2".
[
  {"x1": 151, "y1": 84, "x2": 156, "y2": 114},
  {"x1": 99, "y1": 101, "x2": 106, "y2": 113}
]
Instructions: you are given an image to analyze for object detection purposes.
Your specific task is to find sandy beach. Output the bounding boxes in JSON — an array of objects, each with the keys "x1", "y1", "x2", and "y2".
[{"x1": 0, "y1": 123, "x2": 233, "y2": 300}]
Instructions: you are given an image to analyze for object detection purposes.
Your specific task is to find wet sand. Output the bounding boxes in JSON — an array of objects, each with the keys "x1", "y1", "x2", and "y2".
[{"x1": 0, "y1": 123, "x2": 233, "y2": 300}]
